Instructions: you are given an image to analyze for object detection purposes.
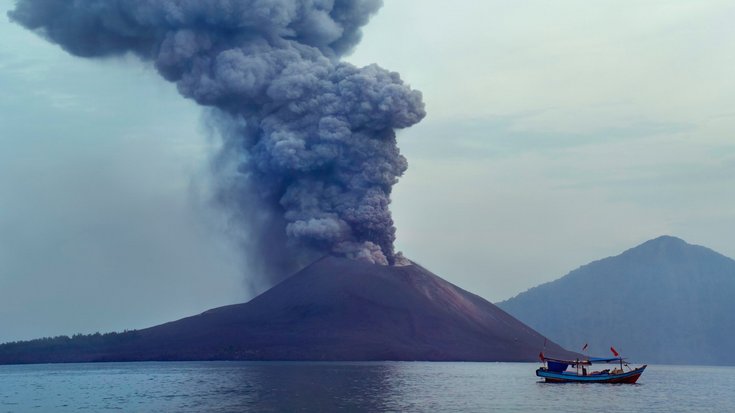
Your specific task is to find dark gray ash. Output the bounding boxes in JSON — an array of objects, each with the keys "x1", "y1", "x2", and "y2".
[{"x1": 9, "y1": 0, "x2": 426, "y2": 282}]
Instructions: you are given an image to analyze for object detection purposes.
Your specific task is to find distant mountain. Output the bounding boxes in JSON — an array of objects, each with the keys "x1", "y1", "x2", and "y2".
[
  {"x1": 0, "y1": 256, "x2": 573, "y2": 364},
  {"x1": 498, "y1": 236, "x2": 735, "y2": 365}
]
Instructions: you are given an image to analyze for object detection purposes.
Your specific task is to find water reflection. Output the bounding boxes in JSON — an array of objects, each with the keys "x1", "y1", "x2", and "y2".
[{"x1": 218, "y1": 362, "x2": 398, "y2": 412}]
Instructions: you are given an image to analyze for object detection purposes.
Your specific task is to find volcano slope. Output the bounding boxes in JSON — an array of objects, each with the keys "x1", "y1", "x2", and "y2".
[{"x1": 0, "y1": 257, "x2": 573, "y2": 363}]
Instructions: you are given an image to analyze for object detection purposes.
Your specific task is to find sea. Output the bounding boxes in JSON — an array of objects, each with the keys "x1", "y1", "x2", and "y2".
[{"x1": 1, "y1": 362, "x2": 733, "y2": 412}]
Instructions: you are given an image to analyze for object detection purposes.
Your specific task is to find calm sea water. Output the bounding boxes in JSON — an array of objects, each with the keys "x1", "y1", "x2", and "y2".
[{"x1": 1, "y1": 361, "x2": 733, "y2": 412}]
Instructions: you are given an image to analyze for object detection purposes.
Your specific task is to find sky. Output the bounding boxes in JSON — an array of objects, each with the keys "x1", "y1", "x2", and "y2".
[{"x1": 1, "y1": 0, "x2": 734, "y2": 342}]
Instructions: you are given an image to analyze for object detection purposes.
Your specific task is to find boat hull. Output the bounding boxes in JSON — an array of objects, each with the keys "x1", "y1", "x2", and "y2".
[{"x1": 536, "y1": 365, "x2": 647, "y2": 383}]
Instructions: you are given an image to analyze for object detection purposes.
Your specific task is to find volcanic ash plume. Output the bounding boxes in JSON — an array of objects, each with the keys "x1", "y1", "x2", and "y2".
[{"x1": 9, "y1": 0, "x2": 425, "y2": 279}]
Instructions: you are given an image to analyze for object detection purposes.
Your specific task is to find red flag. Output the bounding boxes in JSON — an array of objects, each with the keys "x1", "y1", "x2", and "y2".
[
  {"x1": 539, "y1": 352, "x2": 545, "y2": 362},
  {"x1": 610, "y1": 346, "x2": 619, "y2": 357},
  {"x1": 582, "y1": 343, "x2": 588, "y2": 351}
]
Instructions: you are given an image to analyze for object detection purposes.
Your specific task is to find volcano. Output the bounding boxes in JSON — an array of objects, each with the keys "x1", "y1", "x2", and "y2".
[{"x1": 0, "y1": 257, "x2": 573, "y2": 364}]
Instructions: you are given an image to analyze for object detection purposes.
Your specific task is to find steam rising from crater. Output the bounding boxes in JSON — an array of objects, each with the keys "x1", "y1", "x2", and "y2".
[{"x1": 9, "y1": 0, "x2": 425, "y2": 281}]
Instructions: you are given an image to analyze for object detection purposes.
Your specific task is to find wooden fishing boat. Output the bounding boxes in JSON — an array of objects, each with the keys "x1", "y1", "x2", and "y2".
[{"x1": 536, "y1": 355, "x2": 646, "y2": 383}]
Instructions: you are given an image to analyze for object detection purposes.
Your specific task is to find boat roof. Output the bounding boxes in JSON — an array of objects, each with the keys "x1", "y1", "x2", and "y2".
[
  {"x1": 588, "y1": 357, "x2": 624, "y2": 363},
  {"x1": 544, "y1": 356, "x2": 624, "y2": 365}
]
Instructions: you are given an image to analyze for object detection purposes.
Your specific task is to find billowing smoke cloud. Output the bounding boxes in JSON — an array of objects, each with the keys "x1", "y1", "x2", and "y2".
[{"x1": 9, "y1": 0, "x2": 425, "y2": 281}]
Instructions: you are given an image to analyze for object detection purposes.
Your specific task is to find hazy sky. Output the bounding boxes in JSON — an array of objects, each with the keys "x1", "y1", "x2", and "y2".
[{"x1": 1, "y1": 0, "x2": 734, "y2": 342}]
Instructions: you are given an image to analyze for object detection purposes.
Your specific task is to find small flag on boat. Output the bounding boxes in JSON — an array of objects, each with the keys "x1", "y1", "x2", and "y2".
[
  {"x1": 539, "y1": 352, "x2": 545, "y2": 361},
  {"x1": 582, "y1": 343, "x2": 588, "y2": 351},
  {"x1": 610, "y1": 346, "x2": 619, "y2": 357}
]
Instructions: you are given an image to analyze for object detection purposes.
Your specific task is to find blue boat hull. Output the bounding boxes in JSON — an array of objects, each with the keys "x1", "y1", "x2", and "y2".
[{"x1": 536, "y1": 365, "x2": 647, "y2": 383}]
